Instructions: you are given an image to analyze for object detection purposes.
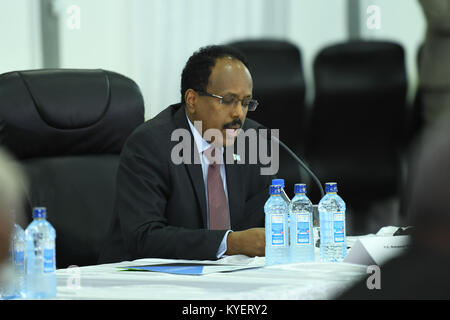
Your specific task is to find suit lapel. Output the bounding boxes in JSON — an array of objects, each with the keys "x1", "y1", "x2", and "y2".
[{"x1": 173, "y1": 105, "x2": 208, "y2": 228}]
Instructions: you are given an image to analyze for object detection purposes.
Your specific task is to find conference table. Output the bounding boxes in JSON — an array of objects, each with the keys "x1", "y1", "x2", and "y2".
[
  {"x1": 56, "y1": 256, "x2": 366, "y2": 301},
  {"x1": 53, "y1": 230, "x2": 404, "y2": 301}
]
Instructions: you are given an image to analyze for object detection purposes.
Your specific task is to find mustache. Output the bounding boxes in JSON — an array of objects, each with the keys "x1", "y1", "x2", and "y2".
[{"x1": 223, "y1": 119, "x2": 242, "y2": 130}]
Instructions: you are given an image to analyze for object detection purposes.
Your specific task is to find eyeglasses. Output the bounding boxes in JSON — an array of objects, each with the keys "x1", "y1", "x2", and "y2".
[{"x1": 197, "y1": 91, "x2": 259, "y2": 111}]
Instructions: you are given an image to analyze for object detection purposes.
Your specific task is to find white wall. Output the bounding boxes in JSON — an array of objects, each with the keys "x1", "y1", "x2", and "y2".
[
  {"x1": 285, "y1": 0, "x2": 348, "y2": 104},
  {"x1": 57, "y1": 0, "x2": 133, "y2": 78},
  {"x1": 359, "y1": 0, "x2": 426, "y2": 101},
  {"x1": 54, "y1": 0, "x2": 350, "y2": 119},
  {"x1": 0, "y1": 0, "x2": 42, "y2": 74},
  {"x1": 1, "y1": 0, "x2": 427, "y2": 118}
]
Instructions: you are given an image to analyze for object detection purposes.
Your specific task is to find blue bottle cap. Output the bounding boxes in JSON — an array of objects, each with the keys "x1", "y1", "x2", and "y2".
[
  {"x1": 294, "y1": 183, "x2": 306, "y2": 194},
  {"x1": 33, "y1": 207, "x2": 47, "y2": 219},
  {"x1": 271, "y1": 179, "x2": 285, "y2": 188},
  {"x1": 269, "y1": 185, "x2": 282, "y2": 195},
  {"x1": 325, "y1": 182, "x2": 338, "y2": 193}
]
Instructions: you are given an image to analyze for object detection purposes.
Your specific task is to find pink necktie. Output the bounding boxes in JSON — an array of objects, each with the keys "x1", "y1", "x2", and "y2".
[{"x1": 204, "y1": 147, "x2": 230, "y2": 230}]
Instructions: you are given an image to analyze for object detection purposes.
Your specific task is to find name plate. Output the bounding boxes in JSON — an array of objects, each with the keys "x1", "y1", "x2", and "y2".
[{"x1": 344, "y1": 236, "x2": 411, "y2": 266}]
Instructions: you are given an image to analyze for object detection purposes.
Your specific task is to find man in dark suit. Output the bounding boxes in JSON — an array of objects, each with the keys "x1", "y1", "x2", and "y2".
[{"x1": 99, "y1": 45, "x2": 273, "y2": 263}]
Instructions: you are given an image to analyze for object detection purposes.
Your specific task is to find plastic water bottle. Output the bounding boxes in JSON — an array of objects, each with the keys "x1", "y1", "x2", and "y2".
[
  {"x1": 265, "y1": 185, "x2": 289, "y2": 266},
  {"x1": 25, "y1": 207, "x2": 57, "y2": 299},
  {"x1": 289, "y1": 184, "x2": 315, "y2": 262},
  {"x1": 11, "y1": 216, "x2": 26, "y2": 298},
  {"x1": 319, "y1": 182, "x2": 347, "y2": 262},
  {"x1": 272, "y1": 179, "x2": 291, "y2": 245}
]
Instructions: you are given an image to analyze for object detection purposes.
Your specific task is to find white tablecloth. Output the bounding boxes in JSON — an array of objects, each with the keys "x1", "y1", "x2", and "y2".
[{"x1": 55, "y1": 248, "x2": 368, "y2": 300}]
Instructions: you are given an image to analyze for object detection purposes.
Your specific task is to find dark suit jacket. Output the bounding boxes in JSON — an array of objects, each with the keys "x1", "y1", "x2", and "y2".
[{"x1": 98, "y1": 103, "x2": 273, "y2": 263}]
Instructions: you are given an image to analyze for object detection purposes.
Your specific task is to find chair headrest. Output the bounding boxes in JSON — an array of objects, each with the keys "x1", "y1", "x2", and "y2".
[
  {"x1": 314, "y1": 40, "x2": 406, "y2": 95},
  {"x1": 229, "y1": 39, "x2": 304, "y2": 89},
  {"x1": 0, "y1": 69, "x2": 145, "y2": 159}
]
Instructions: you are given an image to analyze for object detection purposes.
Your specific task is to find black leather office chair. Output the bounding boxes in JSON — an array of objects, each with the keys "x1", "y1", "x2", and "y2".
[
  {"x1": 228, "y1": 39, "x2": 306, "y2": 197},
  {"x1": 306, "y1": 41, "x2": 407, "y2": 231},
  {"x1": 0, "y1": 69, "x2": 145, "y2": 268}
]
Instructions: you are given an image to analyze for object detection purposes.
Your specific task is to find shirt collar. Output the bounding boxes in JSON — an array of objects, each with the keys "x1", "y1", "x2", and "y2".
[{"x1": 185, "y1": 111, "x2": 224, "y2": 156}]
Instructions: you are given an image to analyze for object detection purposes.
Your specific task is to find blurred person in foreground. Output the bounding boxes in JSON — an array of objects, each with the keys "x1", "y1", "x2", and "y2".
[
  {"x1": 418, "y1": 0, "x2": 450, "y2": 126},
  {"x1": 0, "y1": 148, "x2": 27, "y2": 291},
  {"x1": 339, "y1": 111, "x2": 450, "y2": 299}
]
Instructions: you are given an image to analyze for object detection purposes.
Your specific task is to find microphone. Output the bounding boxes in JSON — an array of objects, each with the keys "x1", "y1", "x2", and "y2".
[{"x1": 256, "y1": 124, "x2": 325, "y2": 198}]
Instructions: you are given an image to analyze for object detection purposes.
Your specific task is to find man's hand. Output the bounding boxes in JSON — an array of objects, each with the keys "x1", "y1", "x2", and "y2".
[{"x1": 225, "y1": 228, "x2": 265, "y2": 257}]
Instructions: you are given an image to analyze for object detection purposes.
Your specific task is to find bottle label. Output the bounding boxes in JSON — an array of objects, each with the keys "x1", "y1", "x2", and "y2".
[
  {"x1": 333, "y1": 213, "x2": 345, "y2": 243},
  {"x1": 296, "y1": 213, "x2": 310, "y2": 244},
  {"x1": 43, "y1": 248, "x2": 55, "y2": 273},
  {"x1": 13, "y1": 249, "x2": 25, "y2": 271},
  {"x1": 271, "y1": 214, "x2": 285, "y2": 246}
]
